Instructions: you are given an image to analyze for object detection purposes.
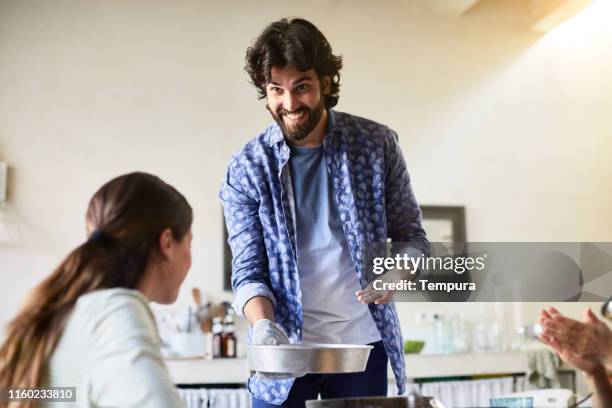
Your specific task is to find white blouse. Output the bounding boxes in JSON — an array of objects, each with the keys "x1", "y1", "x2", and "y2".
[{"x1": 42, "y1": 288, "x2": 184, "y2": 408}]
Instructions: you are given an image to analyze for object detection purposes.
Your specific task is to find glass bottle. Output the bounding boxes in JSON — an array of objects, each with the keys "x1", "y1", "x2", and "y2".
[
  {"x1": 212, "y1": 317, "x2": 223, "y2": 358},
  {"x1": 222, "y1": 315, "x2": 237, "y2": 358}
]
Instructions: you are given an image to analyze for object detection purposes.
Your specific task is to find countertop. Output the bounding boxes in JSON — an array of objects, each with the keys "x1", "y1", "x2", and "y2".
[{"x1": 165, "y1": 349, "x2": 574, "y2": 385}]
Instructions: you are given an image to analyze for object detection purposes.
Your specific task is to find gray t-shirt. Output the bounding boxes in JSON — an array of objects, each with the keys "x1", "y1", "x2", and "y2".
[{"x1": 289, "y1": 142, "x2": 381, "y2": 345}]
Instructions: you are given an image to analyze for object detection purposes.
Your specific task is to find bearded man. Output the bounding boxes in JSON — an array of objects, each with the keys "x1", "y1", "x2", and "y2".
[{"x1": 220, "y1": 18, "x2": 429, "y2": 407}]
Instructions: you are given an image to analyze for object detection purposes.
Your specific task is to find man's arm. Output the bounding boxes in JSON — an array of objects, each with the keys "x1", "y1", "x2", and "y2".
[
  {"x1": 220, "y1": 156, "x2": 293, "y2": 368},
  {"x1": 243, "y1": 296, "x2": 275, "y2": 325},
  {"x1": 219, "y1": 157, "x2": 276, "y2": 318},
  {"x1": 383, "y1": 128, "x2": 430, "y2": 256},
  {"x1": 356, "y1": 128, "x2": 429, "y2": 305}
]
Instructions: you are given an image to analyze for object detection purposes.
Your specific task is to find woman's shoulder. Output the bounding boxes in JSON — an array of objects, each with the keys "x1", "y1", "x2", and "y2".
[
  {"x1": 78, "y1": 288, "x2": 149, "y2": 309},
  {"x1": 74, "y1": 288, "x2": 157, "y2": 338}
]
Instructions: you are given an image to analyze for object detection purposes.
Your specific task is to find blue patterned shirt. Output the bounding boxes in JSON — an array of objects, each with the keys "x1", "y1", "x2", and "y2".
[{"x1": 220, "y1": 110, "x2": 429, "y2": 405}]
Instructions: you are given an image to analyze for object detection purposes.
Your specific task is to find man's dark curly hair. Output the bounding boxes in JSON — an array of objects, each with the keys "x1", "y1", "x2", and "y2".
[{"x1": 245, "y1": 18, "x2": 343, "y2": 109}]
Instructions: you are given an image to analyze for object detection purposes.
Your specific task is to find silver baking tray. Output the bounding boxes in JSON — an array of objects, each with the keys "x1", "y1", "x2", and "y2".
[{"x1": 247, "y1": 343, "x2": 373, "y2": 374}]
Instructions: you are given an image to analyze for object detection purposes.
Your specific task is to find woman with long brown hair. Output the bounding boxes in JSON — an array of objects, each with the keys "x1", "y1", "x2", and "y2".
[{"x1": 0, "y1": 172, "x2": 192, "y2": 408}]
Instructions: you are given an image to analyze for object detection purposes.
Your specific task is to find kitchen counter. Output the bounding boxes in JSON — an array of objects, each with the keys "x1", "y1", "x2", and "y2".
[
  {"x1": 404, "y1": 350, "x2": 537, "y2": 379},
  {"x1": 165, "y1": 350, "x2": 575, "y2": 385},
  {"x1": 166, "y1": 356, "x2": 249, "y2": 384}
]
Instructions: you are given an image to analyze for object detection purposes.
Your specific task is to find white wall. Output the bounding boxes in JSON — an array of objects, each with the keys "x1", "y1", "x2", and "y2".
[{"x1": 1, "y1": 0, "x2": 611, "y2": 333}]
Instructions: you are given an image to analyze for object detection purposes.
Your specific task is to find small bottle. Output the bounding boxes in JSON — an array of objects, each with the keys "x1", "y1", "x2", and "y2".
[
  {"x1": 212, "y1": 317, "x2": 223, "y2": 359},
  {"x1": 450, "y1": 315, "x2": 468, "y2": 353},
  {"x1": 222, "y1": 315, "x2": 237, "y2": 358},
  {"x1": 433, "y1": 314, "x2": 450, "y2": 354}
]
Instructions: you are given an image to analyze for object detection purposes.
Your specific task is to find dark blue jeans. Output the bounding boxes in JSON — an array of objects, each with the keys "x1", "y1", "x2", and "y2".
[{"x1": 252, "y1": 341, "x2": 388, "y2": 408}]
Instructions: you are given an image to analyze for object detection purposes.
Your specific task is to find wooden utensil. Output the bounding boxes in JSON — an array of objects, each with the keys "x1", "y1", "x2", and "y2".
[{"x1": 191, "y1": 287, "x2": 202, "y2": 307}]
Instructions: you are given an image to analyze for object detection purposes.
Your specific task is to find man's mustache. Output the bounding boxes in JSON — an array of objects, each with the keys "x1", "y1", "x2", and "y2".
[{"x1": 279, "y1": 107, "x2": 309, "y2": 116}]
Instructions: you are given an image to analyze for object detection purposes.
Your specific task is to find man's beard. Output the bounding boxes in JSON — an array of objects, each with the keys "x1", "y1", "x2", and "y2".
[{"x1": 268, "y1": 100, "x2": 325, "y2": 143}]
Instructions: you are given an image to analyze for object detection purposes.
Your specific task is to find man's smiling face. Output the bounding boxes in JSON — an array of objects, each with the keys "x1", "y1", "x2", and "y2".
[{"x1": 266, "y1": 66, "x2": 329, "y2": 143}]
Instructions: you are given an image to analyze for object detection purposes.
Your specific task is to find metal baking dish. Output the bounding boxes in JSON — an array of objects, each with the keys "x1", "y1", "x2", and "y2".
[
  {"x1": 247, "y1": 343, "x2": 373, "y2": 374},
  {"x1": 306, "y1": 396, "x2": 437, "y2": 408},
  {"x1": 306, "y1": 396, "x2": 416, "y2": 408}
]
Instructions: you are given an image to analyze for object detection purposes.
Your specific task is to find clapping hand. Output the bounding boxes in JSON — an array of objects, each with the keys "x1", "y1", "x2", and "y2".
[{"x1": 539, "y1": 307, "x2": 612, "y2": 374}]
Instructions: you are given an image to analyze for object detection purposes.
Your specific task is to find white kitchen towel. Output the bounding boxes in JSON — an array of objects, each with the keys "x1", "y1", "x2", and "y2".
[
  {"x1": 420, "y1": 377, "x2": 514, "y2": 407},
  {"x1": 526, "y1": 349, "x2": 561, "y2": 389},
  {"x1": 178, "y1": 388, "x2": 204, "y2": 408},
  {"x1": 178, "y1": 388, "x2": 250, "y2": 408},
  {"x1": 209, "y1": 389, "x2": 251, "y2": 408}
]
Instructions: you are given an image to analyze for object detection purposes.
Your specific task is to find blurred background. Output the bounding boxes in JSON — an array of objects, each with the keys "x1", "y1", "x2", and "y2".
[{"x1": 1, "y1": 0, "x2": 611, "y2": 404}]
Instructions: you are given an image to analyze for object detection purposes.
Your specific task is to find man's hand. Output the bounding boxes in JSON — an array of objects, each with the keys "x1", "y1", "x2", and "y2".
[
  {"x1": 252, "y1": 319, "x2": 290, "y2": 345},
  {"x1": 251, "y1": 319, "x2": 304, "y2": 380},
  {"x1": 539, "y1": 307, "x2": 612, "y2": 374},
  {"x1": 357, "y1": 267, "x2": 407, "y2": 304},
  {"x1": 356, "y1": 287, "x2": 394, "y2": 304}
]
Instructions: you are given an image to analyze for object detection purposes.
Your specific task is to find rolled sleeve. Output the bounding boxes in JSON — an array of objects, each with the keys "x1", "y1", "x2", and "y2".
[
  {"x1": 233, "y1": 282, "x2": 277, "y2": 318},
  {"x1": 402, "y1": 246, "x2": 426, "y2": 260}
]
